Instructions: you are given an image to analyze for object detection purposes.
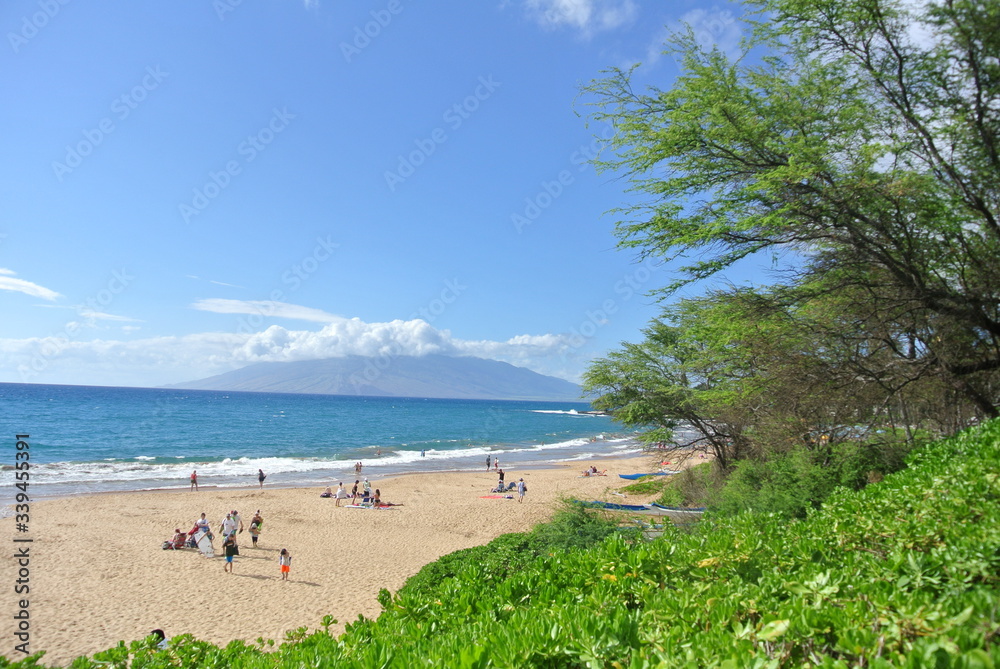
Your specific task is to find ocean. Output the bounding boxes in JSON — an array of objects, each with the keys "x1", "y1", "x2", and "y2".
[{"x1": 1, "y1": 383, "x2": 640, "y2": 499}]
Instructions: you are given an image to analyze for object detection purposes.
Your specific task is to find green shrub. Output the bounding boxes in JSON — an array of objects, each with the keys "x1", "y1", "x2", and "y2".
[
  {"x1": 529, "y1": 499, "x2": 630, "y2": 552},
  {"x1": 620, "y1": 476, "x2": 670, "y2": 495},
  {"x1": 398, "y1": 531, "x2": 539, "y2": 602},
  {"x1": 670, "y1": 461, "x2": 721, "y2": 506},
  {"x1": 709, "y1": 437, "x2": 918, "y2": 519}
]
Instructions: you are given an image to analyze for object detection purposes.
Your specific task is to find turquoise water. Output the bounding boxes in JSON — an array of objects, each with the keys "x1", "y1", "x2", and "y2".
[{"x1": 1, "y1": 383, "x2": 639, "y2": 497}]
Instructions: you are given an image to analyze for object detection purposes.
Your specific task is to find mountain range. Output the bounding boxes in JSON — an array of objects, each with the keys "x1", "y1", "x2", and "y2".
[{"x1": 168, "y1": 354, "x2": 583, "y2": 401}]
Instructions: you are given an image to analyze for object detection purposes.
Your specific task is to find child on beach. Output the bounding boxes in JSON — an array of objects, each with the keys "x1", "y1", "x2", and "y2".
[
  {"x1": 195, "y1": 513, "x2": 212, "y2": 541},
  {"x1": 279, "y1": 549, "x2": 292, "y2": 580},
  {"x1": 223, "y1": 534, "x2": 237, "y2": 573},
  {"x1": 249, "y1": 511, "x2": 263, "y2": 547}
]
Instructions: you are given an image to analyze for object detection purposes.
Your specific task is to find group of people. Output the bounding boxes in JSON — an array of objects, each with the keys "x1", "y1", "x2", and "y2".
[
  {"x1": 581, "y1": 466, "x2": 608, "y2": 477},
  {"x1": 486, "y1": 454, "x2": 500, "y2": 471},
  {"x1": 321, "y1": 478, "x2": 399, "y2": 508},
  {"x1": 189, "y1": 468, "x2": 268, "y2": 491},
  {"x1": 488, "y1": 467, "x2": 528, "y2": 502},
  {"x1": 164, "y1": 509, "x2": 290, "y2": 578}
]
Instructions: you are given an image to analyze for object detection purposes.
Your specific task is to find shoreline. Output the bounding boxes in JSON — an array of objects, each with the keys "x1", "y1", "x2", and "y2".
[
  {"x1": 1, "y1": 452, "x2": 692, "y2": 666},
  {"x1": 5, "y1": 438, "x2": 648, "y2": 504}
]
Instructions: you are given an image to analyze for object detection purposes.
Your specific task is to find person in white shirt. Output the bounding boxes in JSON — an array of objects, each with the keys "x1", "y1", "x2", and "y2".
[
  {"x1": 221, "y1": 513, "x2": 237, "y2": 538},
  {"x1": 334, "y1": 482, "x2": 349, "y2": 507}
]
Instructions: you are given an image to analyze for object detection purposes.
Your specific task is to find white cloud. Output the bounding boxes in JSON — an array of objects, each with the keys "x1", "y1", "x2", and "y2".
[
  {"x1": 77, "y1": 309, "x2": 142, "y2": 323},
  {"x1": 0, "y1": 268, "x2": 61, "y2": 301},
  {"x1": 640, "y1": 7, "x2": 744, "y2": 69},
  {"x1": 524, "y1": 0, "x2": 638, "y2": 37},
  {"x1": 192, "y1": 298, "x2": 342, "y2": 324},
  {"x1": 678, "y1": 8, "x2": 742, "y2": 57},
  {"x1": 233, "y1": 319, "x2": 454, "y2": 362},
  {"x1": 0, "y1": 317, "x2": 585, "y2": 387},
  {"x1": 186, "y1": 275, "x2": 245, "y2": 289}
]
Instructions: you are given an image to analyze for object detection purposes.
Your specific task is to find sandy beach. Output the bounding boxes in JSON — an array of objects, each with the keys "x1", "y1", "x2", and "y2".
[{"x1": 1, "y1": 453, "x2": 699, "y2": 665}]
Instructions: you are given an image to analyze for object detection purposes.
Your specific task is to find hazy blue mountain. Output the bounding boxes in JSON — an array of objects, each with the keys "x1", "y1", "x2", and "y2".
[{"x1": 168, "y1": 355, "x2": 583, "y2": 401}]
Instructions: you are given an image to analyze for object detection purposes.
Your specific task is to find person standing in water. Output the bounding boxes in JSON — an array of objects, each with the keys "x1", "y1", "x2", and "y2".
[
  {"x1": 257, "y1": 469, "x2": 266, "y2": 489},
  {"x1": 190, "y1": 470, "x2": 198, "y2": 491}
]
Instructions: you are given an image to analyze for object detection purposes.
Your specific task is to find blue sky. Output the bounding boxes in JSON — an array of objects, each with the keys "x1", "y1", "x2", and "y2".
[{"x1": 1, "y1": 0, "x2": 746, "y2": 388}]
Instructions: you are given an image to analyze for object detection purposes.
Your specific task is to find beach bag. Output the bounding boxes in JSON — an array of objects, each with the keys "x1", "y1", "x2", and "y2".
[{"x1": 161, "y1": 541, "x2": 171, "y2": 550}]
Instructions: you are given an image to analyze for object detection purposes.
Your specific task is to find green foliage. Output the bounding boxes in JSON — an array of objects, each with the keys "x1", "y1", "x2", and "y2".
[
  {"x1": 669, "y1": 461, "x2": 721, "y2": 507},
  {"x1": 620, "y1": 476, "x2": 670, "y2": 496},
  {"x1": 529, "y1": 500, "x2": 628, "y2": 552},
  {"x1": 397, "y1": 499, "x2": 627, "y2": 610},
  {"x1": 620, "y1": 464, "x2": 713, "y2": 507},
  {"x1": 397, "y1": 531, "x2": 540, "y2": 603},
  {"x1": 711, "y1": 447, "x2": 837, "y2": 518},
  {"x1": 583, "y1": 0, "x2": 1000, "y2": 420}
]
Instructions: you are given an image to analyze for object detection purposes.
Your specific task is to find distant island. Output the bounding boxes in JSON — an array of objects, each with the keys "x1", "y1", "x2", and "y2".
[{"x1": 167, "y1": 354, "x2": 583, "y2": 401}]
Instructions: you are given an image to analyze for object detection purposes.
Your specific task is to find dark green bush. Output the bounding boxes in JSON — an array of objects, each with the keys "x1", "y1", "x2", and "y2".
[
  {"x1": 397, "y1": 531, "x2": 539, "y2": 602},
  {"x1": 528, "y1": 499, "x2": 626, "y2": 552},
  {"x1": 709, "y1": 438, "x2": 918, "y2": 518}
]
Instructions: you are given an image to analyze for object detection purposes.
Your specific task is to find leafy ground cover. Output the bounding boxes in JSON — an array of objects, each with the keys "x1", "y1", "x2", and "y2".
[{"x1": 7, "y1": 420, "x2": 999, "y2": 668}]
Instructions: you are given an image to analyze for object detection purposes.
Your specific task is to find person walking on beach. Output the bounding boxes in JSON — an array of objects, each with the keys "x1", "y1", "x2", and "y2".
[
  {"x1": 231, "y1": 509, "x2": 244, "y2": 534},
  {"x1": 190, "y1": 470, "x2": 198, "y2": 491},
  {"x1": 517, "y1": 478, "x2": 526, "y2": 503},
  {"x1": 486, "y1": 454, "x2": 491, "y2": 470},
  {"x1": 351, "y1": 480, "x2": 359, "y2": 504},
  {"x1": 494, "y1": 457, "x2": 500, "y2": 472},
  {"x1": 279, "y1": 548, "x2": 292, "y2": 580},
  {"x1": 257, "y1": 469, "x2": 266, "y2": 489},
  {"x1": 249, "y1": 511, "x2": 263, "y2": 547},
  {"x1": 223, "y1": 534, "x2": 238, "y2": 573},
  {"x1": 220, "y1": 512, "x2": 237, "y2": 538}
]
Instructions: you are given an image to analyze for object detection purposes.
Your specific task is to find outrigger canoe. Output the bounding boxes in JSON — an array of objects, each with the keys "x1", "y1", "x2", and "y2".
[
  {"x1": 577, "y1": 500, "x2": 705, "y2": 524},
  {"x1": 618, "y1": 471, "x2": 681, "y2": 480}
]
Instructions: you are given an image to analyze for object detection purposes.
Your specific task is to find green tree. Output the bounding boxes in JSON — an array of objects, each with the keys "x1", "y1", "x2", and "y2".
[{"x1": 584, "y1": 0, "x2": 1000, "y2": 418}]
